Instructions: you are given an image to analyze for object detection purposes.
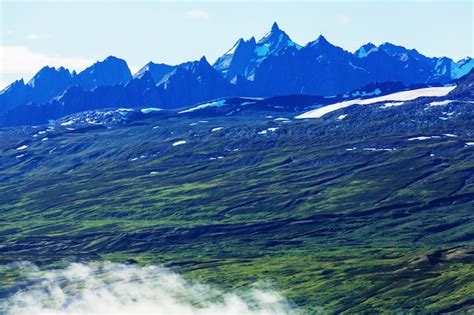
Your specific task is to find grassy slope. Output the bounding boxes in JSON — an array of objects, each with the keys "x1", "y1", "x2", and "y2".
[{"x1": 0, "y1": 110, "x2": 473, "y2": 313}]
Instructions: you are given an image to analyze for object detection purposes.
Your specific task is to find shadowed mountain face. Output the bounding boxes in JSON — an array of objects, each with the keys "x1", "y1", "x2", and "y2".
[
  {"x1": 0, "y1": 23, "x2": 472, "y2": 127},
  {"x1": 134, "y1": 62, "x2": 176, "y2": 84},
  {"x1": 214, "y1": 22, "x2": 301, "y2": 82},
  {"x1": 74, "y1": 56, "x2": 133, "y2": 90},
  {"x1": 156, "y1": 57, "x2": 235, "y2": 108}
]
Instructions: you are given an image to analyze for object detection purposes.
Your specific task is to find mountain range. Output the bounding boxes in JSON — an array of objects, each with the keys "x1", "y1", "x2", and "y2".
[{"x1": 1, "y1": 22, "x2": 472, "y2": 127}]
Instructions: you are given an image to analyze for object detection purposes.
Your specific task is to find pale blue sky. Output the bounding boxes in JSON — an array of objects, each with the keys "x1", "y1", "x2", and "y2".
[{"x1": 1, "y1": 0, "x2": 473, "y2": 88}]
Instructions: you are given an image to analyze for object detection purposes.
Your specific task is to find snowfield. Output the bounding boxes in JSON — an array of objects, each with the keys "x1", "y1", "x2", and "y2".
[
  {"x1": 179, "y1": 100, "x2": 227, "y2": 113},
  {"x1": 296, "y1": 86, "x2": 456, "y2": 119}
]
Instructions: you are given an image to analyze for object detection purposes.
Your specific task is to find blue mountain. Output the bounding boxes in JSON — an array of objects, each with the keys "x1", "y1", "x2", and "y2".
[
  {"x1": 134, "y1": 62, "x2": 176, "y2": 84},
  {"x1": 157, "y1": 57, "x2": 234, "y2": 108},
  {"x1": 0, "y1": 22, "x2": 472, "y2": 126},
  {"x1": 214, "y1": 22, "x2": 301, "y2": 82},
  {"x1": 0, "y1": 79, "x2": 30, "y2": 114},
  {"x1": 27, "y1": 66, "x2": 75, "y2": 103},
  {"x1": 75, "y1": 56, "x2": 132, "y2": 90}
]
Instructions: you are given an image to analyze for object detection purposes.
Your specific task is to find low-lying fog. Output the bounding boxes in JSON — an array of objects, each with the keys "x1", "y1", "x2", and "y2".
[{"x1": 1, "y1": 261, "x2": 298, "y2": 315}]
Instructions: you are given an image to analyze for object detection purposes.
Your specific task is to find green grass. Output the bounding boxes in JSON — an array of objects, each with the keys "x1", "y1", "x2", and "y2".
[{"x1": 0, "y1": 113, "x2": 473, "y2": 312}]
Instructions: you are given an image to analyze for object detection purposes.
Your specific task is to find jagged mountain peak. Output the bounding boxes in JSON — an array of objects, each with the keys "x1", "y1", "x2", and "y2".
[
  {"x1": 307, "y1": 35, "x2": 333, "y2": 48},
  {"x1": 458, "y1": 56, "x2": 473, "y2": 63},
  {"x1": 228, "y1": 38, "x2": 245, "y2": 54},
  {"x1": 103, "y1": 55, "x2": 124, "y2": 63},
  {"x1": 134, "y1": 62, "x2": 175, "y2": 84},
  {"x1": 7, "y1": 78, "x2": 25, "y2": 89},
  {"x1": 221, "y1": 37, "x2": 257, "y2": 58},
  {"x1": 271, "y1": 21, "x2": 280, "y2": 32},
  {"x1": 83, "y1": 55, "x2": 130, "y2": 72},
  {"x1": 75, "y1": 55, "x2": 132, "y2": 90},
  {"x1": 199, "y1": 56, "x2": 209, "y2": 64},
  {"x1": 27, "y1": 65, "x2": 72, "y2": 88},
  {"x1": 378, "y1": 42, "x2": 421, "y2": 58},
  {"x1": 179, "y1": 57, "x2": 212, "y2": 73},
  {"x1": 258, "y1": 22, "x2": 300, "y2": 50},
  {"x1": 316, "y1": 34, "x2": 329, "y2": 43},
  {"x1": 355, "y1": 43, "x2": 377, "y2": 58},
  {"x1": 259, "y1": 22, "x2": 284, "y2": 42},
  {"x1": 213, "y1": 37, "x2": 258, "y2": 79},
  {"x1": 1, "y1": 79, "x2": 25, "y2": 94},
  {"x1": 124, "y1": 70, "x2": 156, "y2": 94}
]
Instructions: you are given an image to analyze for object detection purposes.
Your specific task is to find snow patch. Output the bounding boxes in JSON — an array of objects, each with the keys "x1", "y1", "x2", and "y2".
[
  {"x1": 429, "y1": 100, "x2": 454, "y2": 106},
  {"x1": 172, "y1": 140, "x2": 186, "y2": 146},
  {"x1": 381, "y1": 101, "x2": 405, "y2": 108},
  {"x1": 240, "y1": 101, "x2": 256, "y2": 106},
  {"x1": 141, "y1": 107, "x2": 162, "y2": 114},
  {"x1": 255, "y1": 44, "x2": 270, "y2": 57},
  {"x1": 258, "y1": 127, "x2": 279, "y2": 135},
  {"x1": 179, "y1": 100, "x2": 227, "y2": 113},
  {"x1": 60, "y1": 120, "x2": 75, "y2": 126},
  {"x1": 408, "y1": 136, "x2": 441, "y2": 141},
  {"x1": 296, "y1": 86, "x2": 456, "y2": 119}
]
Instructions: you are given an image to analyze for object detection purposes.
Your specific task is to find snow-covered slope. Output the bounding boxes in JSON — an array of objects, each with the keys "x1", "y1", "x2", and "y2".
[{"x1": 295, "y1": 86, "x2": 457, "y2": 119}]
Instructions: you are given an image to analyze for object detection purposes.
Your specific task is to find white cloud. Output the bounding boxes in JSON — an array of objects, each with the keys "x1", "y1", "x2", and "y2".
[
  {"x1": 0, "y1": 80, "x2": 8, "y2": 90},
  {"x1": 26, "y1": 33, "x2": 52, "y2": 40},
  {"x1": 185, "y1": 10, "x2": 209, "y2": 20},
  {"x1": 336, "y1": 15, "x2": 351, "y2": 25},
  {"x1": 1, "y1": 261, "x2": 297, "y2": 315},
  {"x1": 0, "y1": 46, "x2": 93, "y2": 78}
]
